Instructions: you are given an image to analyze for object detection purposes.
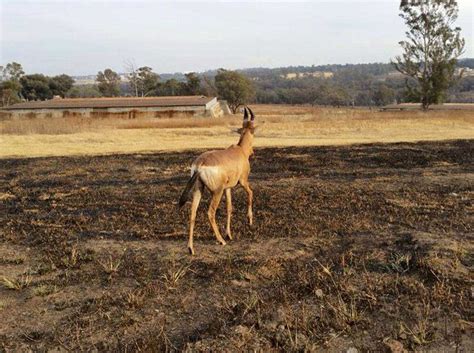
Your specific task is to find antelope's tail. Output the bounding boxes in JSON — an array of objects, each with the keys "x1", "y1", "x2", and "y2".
[{"x1": 178, "y1": 171, "x2": 199, "y2": 209}]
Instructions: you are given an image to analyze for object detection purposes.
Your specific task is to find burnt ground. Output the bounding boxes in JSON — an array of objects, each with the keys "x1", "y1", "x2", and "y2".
[{"x1": 0, "y1": 140, "x2": 472, "y2": 352}]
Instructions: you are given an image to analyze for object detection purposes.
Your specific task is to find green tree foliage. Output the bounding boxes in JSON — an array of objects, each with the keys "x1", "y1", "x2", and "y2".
[
  {"x1": 96, "y1": 69, "x2": 121, "y2": 97},
  {"x1": 183, "y1": 72, "x2": 201, "y2": 95},
  {"x1": 1, "y1": 64, "x2": 75, "y2": 104},
  {"x1": 0, "y1": 62, "x2": 25, "y2": 82},
  {"x1": 215, "y1": 69, "x2": 255, "y2": 113},
  {"x1": 372, "y1": 84, "x2": 396, "y2": 106},
  {"x1": 49, "y1": 74, "x2": 75, "y2": 97},
  {"x1": 136, "y1": 67, "x2": 159, "y2": 96},
  {"x1": 156, "y1": 79, "x2": 182, "y2": 96},
  {"x1": 313, "y1": 84, "x2": 351, "y2": 107},
  {"x1": 200, "y1": 76, "x2": 218, "y2": 97},
  {"x1": 0, "y1": 62, "x2": 24, "y2": 106},
  {"x1": 0, "y1": 80, "x2": 22, "y2": 106},
  {"x1": 393, "y1": 0, "x2": 465, "y2": 109},
  {"x1": 240, "y1": 60, "x2": 474, "y2": 106},
  {"x1": 20, "y1": 74, "x2": 53, "y2": 101},
  {"x1": 66, "y1": 84, "x2": 102, "y2": 98},
  {"x1": 127, "y1": 64, "x2": 160, "y2": 97},
  {"x1": 152, "y1": 72, "x2": 202, "y2": 97}
]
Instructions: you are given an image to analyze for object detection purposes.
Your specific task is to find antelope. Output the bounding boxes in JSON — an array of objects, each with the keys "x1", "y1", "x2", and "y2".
[{"x1": 178, "y1": 107, "x2": 256, "y2": 255}]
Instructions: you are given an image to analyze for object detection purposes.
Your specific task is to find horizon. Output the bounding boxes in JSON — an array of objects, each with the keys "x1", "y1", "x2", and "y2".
[
  {"x1": 1, "y1": 0, "x2": 472, "y2": 76},
  {"x1": 67, "y1": 57, "x2": 474, "y2": 79}
]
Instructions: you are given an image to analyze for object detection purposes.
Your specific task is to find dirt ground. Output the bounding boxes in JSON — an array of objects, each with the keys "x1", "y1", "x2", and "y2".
[{"x1": 0, "y1": 140, "x2": 472, "y2": 352}]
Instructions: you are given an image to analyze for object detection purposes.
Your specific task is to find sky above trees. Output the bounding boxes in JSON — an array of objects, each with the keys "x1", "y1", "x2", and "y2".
[{"x1": 1, "y1": 0, "x2": 472, "y2": 75}]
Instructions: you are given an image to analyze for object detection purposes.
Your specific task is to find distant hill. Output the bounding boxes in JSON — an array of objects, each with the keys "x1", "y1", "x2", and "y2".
[
  {"x1": 70, "y1": 58, "x2": 474, "y2": 106},
  {"x1": 73, "y1": 58, "x2": 474, "y2": 84}
]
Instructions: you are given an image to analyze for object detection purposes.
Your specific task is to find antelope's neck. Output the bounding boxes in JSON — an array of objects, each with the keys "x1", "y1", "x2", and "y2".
[{"x1": 237, "y1": 133, "x2": 253, "y2": 158}]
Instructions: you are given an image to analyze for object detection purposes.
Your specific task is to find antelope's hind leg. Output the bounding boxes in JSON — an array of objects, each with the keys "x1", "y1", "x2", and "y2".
[
  {"x1": 225, "y1": 188, "x2": 233, "y2": 240},
  {"x1": 208, "y1": 188, "x2": 226, "y2": 246},
  {"x1": 188, "y1": 183, "x2": 203, "y2": 255}
]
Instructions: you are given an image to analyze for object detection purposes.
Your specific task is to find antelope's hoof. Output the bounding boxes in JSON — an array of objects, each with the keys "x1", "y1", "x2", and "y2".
[
  {"x1": 188, "y1": 247, "x2": 195, "y2": 256},
  {"x1": 219, "y1": 241, "x2": 227, "y2": 246}
]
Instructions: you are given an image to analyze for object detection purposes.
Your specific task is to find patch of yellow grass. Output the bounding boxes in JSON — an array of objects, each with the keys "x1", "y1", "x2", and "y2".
[
  {"x1": 0, "y1": 114, "x2": 229, "y2": 135},
  {"x1": 1, "y1": 275, "x2": 31, "y2": 290},
  {"x1": 0, "y1": 105, "x2": 473, "y2": 158}
]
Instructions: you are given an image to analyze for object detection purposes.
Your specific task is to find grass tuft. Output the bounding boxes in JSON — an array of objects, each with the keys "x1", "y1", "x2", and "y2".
[
  {"x1": 1, "y1": 275, "x2": 31, "y2": 290},
  {"x1": 32, "y1": 284, "x2": 58, "y2": 297}
]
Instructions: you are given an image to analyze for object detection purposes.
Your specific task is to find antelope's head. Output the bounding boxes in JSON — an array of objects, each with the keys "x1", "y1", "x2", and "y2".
[{"x1": 237, "y1": 107, "x2": 256, "y2": 157}]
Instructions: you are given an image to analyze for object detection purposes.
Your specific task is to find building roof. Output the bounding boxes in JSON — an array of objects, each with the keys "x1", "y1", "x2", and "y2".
[{"x1": 4, "y1": 96, "x2": 215, "y2": 110}]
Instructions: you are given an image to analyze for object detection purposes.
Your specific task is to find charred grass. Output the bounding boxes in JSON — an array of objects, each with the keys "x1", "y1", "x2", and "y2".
[{"x1": 0, "y1": 140, "x2": 473, "y2": 351}]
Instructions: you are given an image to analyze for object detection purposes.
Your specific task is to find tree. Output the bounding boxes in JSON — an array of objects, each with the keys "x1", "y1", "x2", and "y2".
[
  {"x1": 372, "y1": 84, "x2": 396, "y2": 106},
  {"x1": 0, "y1": 62, "x2": 25, "y2": 106},
  {"x1": 124, "y1": 61, "x2": 159, "y2": 97},
  {"x1": 49, "y1": 74, "x2": 75, "y2": 97},
  {"x1": 124, "y1": 59, "x2": 139, "y2": 97},
  {"x1": 215, "y1": 69, "x2": 255, "y2": 113},
  {"x1": 393, "y1": 0, "x2": 465, "y2": 110},
  {"x1": 20, "y1": 74, "x2": 53, "y2": 101},
  {"x1": 326, "y1": 88, "x2": 351, "y2": 107},
  {"x1": 0, "y1": 62, "x2": 24, "y2": 82},
  {"x1": 200, "y1": 75, "x2": 218, "y2": 97},
  {"x1": 96, "y1": 69, "x2": 121, "y2": 97},
  {"x1": 355, "y1": 91, "x2": 373, "y2": 106},
  {"x1": 157, "y1": 79, "x2": 183, "y2": 96},
  {"x1": 136, "y1": 67, "x2": 159, "y2": 96},
  {"x1": 0, "y1": 80, "x2": 22, "y2": 106},
  {"x1": 183, "y1": 72, "x2": 201, "y2": 95}
]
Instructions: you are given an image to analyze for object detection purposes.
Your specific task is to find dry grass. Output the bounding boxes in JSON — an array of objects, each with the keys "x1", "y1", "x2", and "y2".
[
  {"x1": 0, "y1": 114, "x2": 229, "y2": 135},
  {"x1": 98, "y1": 254, "x2": 122, "y2": 276},
  {"x1": 0, "y1": 105, "x2": 473, "y2": 158},
  {"x1": 1, "y1": 275, "x2": 31, "y2": 290},
  {"x1": 32, "y1": 284, "x2": 58, "y2": 297},
  {"x1": 117, "y1": 116, "x2": 230, "y2": 130}
]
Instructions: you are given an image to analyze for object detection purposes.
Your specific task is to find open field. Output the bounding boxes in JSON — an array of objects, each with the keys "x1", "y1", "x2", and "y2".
[
  {"x1": 1, "y1": 140, "x2": 473, "y2": 351},
  {"x1": 1, "y1": 105, "x2": 473, "y2": 158}
]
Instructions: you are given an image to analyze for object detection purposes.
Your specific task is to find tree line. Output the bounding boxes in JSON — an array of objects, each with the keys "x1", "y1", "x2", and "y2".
[
  {"x1": 91, "y1": 68, "x2": 204, "y2": 98},
  {"x1": 1, "y1": 58, "x2": 472, "y2": 111},
  {"x1": 0, "y1": 63, "x2": 75, "y2": 106},
  {"x1": 0, "y1": 63, "x2": 255, "y2": 113}
]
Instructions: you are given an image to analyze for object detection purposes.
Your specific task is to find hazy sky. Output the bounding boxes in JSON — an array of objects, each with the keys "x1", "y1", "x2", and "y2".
[{"x1": 1, "y1": 0, "x2": 472, "y2": 76}]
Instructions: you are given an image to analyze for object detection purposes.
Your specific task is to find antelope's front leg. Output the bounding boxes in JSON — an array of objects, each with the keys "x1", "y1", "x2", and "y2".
[
  {"x1": 241, "y1": 182, "x2": 253, "y2": 226},
  {"x1": 225, "y1": 188, "x2": 233, "y2": 240}
]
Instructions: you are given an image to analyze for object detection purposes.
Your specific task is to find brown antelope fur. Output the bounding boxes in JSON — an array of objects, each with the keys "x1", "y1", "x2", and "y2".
[{"x1": 178, "y1": 107, "x2": 256, "y2": 255}]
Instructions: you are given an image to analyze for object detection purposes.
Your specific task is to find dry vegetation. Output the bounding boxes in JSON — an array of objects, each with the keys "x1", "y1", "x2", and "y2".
[
  {"x1": 1, "y1": 105, "x2": 473, "y2": 158},
  {"x1": 0, "y1": 114, "x2": 230, "y2": 135},
  {"x1": 1, "y1": 139, "x2": 473, "y2": 351}
]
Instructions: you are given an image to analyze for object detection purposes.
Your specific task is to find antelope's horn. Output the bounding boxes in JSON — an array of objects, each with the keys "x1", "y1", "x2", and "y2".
[
  {"x1": 243, "y1": 107, "x2": 249, "y2": 121},
  {"x1": 248, "y1": 107, "x2": 255, "y2": 121}
]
